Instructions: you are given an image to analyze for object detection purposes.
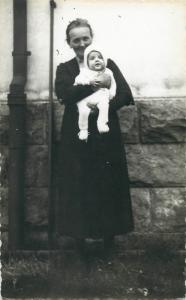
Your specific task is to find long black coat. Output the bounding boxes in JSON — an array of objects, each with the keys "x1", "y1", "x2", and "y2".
[{"x1": 55, "y1": 57, "x2": 134, "y2": 238}]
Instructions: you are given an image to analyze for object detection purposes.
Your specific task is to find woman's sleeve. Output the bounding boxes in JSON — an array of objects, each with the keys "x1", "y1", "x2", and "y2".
[
  {"x1": 55, "y1": 63, "x2": 94, "y2": 105},
  {"x1": 107, "y1": 59, "x2": 135, "y2": 111}
]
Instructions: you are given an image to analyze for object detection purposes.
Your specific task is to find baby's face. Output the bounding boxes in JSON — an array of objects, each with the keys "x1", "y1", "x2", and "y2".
[{"x1": 87, "y1": 51, "x2": 105, "y2": 71}]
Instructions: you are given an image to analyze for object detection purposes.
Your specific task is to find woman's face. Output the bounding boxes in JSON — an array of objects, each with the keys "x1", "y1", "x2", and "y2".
[{"x1": 68, "y1": 26, "x2": 93, "y2": 61}]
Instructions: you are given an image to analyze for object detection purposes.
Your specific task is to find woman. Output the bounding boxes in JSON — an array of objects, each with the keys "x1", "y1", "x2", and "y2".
[{"x1": 55, "y1": 18, "x2": 134, "y2": 253}]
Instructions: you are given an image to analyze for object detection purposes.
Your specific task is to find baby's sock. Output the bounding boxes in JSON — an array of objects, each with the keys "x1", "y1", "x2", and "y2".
[
  {"x1": 97, "y1": 122, "x2": 109, "y2": 133},
  {"x1": 78, "y1": 129, "x2": 89, "y2": 140}
]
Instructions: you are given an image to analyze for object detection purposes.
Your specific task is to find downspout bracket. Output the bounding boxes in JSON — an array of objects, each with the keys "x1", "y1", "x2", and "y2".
[{"x1": 12, "y1": 51, "x2": 31, "y2": 56}]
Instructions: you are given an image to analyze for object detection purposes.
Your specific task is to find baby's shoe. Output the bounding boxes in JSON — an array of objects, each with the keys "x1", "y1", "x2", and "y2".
[
  {"x1": 78, "y1": 129, "x2": 89, "y2": 140},
  {"x1": 97, "y1": 123, "x2": 109, "y2": 133}
]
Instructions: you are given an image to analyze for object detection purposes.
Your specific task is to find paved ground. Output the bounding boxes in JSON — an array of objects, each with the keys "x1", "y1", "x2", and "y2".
[
  {"x1": 1, "y1": 248, "x2": 185, "y2": 299},
  {"x1": 3, "y1": 297, "x2": 186, "y2": 300}
]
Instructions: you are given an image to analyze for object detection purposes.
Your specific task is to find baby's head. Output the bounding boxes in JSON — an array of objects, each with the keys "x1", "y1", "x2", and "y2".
[
  {"x1": 84, "y1": 44, "x2": 107, "y2": 71},
  {"x1": 87, "y1": 50, "x2": 105, "y2": 71}
]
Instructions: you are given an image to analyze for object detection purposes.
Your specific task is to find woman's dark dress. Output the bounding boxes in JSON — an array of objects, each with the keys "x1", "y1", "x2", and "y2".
[{"x1": 55, "y1": 57, "x2": 134, "y2": 238}]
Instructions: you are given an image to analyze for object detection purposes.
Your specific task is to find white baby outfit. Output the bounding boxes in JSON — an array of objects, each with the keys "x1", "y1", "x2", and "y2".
[{"x1": 74, "y1": 44, "x2": 116, "y2": 140}]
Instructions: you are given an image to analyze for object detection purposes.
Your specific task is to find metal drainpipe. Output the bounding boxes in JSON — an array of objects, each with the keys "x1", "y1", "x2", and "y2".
[{"x1": 8, "y1": 0, "x2": 31, "y2": 250}]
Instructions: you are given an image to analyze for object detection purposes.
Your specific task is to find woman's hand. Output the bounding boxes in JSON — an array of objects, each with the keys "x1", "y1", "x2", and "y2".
[
  {"x1": 89, "y1": 78, "x2": 100, "y2": 91},
  {"x1": 95, "y1": 73, "x2": 111, "y2": 88},
  {"x1": 90, "y1": 73, "x2": 111, "y2": 89}
]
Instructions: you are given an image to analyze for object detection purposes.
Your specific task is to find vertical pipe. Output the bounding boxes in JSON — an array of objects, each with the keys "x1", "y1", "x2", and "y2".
[
  {"x1": 7, "y1": 0, "x2": 31, "y2": 250},
  {"x1": 48, "y1": 0, "x2": 56, "y2": 248}
]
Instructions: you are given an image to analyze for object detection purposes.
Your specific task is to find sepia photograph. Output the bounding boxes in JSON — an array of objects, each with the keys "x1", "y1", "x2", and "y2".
[{"x1": 0, "y1": 0, "x2": 186, "y2": 299}]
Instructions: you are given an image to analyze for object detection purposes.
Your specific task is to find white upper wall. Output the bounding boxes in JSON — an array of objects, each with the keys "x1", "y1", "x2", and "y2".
[
  {"x1": 0, "y1": 0, "x2": 13, "y2": 100},
  {"x1": 0, "y1": 0, "x2": 186, "y2": 100}
]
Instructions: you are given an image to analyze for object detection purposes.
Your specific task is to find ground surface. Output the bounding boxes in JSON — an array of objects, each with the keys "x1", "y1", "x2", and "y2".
[{"x1": 1, "y1": 246, "x2": 185, "y2": 299}]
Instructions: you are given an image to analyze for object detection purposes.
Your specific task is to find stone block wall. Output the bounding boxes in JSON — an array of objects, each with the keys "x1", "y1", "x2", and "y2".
[{"x1": 0, "y1": 98, "x2": 185, "y2": 251}]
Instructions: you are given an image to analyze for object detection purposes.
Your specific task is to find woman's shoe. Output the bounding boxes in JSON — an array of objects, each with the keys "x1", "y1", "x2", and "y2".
[
  {"x1": 76, "y1": 238, "x2": 86, "y2": 256},
  {"x1": 97, "y1": 123, "x2": 109, "y2": 133},
  {"x1": 103, "y1": 235, "x2": 115, "y2": 257},
  {"x1": 78, "y1": 129, "x2": 89, "y2": 140},
  {"x1": 57, "y1": 235, "x2": 75, "y2": 250}
]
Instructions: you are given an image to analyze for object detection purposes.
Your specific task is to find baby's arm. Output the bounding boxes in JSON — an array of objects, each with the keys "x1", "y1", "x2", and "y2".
[
  {"x1": 74, "y1": 70, "x2": 100, "y2": 91},
  {"x1": 74, "y1": 70, "x2": 91, "y2": 85},
  {"x1": 75, "y1": 69, "x2": 100, "y2": 86}
]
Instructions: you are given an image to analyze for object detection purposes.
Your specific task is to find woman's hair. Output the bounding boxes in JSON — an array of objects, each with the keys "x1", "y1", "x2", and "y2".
[{"x1": 66, "y1": 18, "x2": 93, "y2": 44}]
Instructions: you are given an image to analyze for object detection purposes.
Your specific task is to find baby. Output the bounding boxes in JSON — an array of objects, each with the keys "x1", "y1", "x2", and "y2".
[{"x1": 74, "y1": 44, "x2": 116, "y2": 140}]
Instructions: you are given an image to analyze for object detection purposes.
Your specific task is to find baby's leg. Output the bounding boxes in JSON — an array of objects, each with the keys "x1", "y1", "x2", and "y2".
[
  {"x1": 77, "y1": 101, "x2": 91, "y2": 140},
  {"x1": 85, "y1": 89, "x2": 106, "y2": 106},
  {"x1": 97, "y1": 90, "x2": 110, "y2": 133}
]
